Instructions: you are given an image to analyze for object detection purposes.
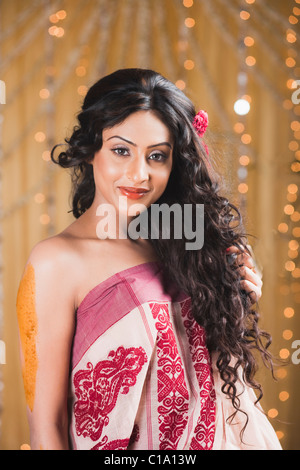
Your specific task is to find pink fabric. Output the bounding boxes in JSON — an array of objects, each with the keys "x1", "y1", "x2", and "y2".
[
  {"x1": 68, "y1": 261, "x2": 282, "y2": 451},
  {"x1": 68, "y1": 261, "x2": 215, "y2": 450}
]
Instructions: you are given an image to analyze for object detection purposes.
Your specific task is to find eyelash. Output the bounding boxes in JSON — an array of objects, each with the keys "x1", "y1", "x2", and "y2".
[{"x1": 112, "y1": 147, "x2": 167, "y2": 162}]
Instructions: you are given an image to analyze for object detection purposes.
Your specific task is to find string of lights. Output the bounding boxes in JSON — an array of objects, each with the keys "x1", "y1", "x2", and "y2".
[
  {"x1": 179, "y1": 0, "x2": 256, "y2": 204},
  {"x1": 0, "y1": 0, "x2": 62, "y2": 76},
  {"x1": 204, "y1": 0, "x2": 296, "y2": 114},
  {"x1": 180, "y1": 0, "x2": 299, "y2": 447},
  {"x1": 257, "y1": 0, "x2": 300, "y2": 43},
  {"x1": 221, "y1": 0, "x2": 291, "y2": 70},
  {"x1": 232, "y1": 0, "x2": 252, "y2": 213},
  {"x1": 2, "y1": 2, "x2": 100, "y2": 168},
  {"x1": 272, "y1": 0, "x2": 300, "y2": 444},
  {"x1": 177, "y1": 0, "x2": 233, "y2": 132}
]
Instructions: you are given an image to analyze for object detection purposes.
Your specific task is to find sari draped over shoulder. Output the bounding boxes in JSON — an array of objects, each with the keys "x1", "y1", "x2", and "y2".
[{"x1": 68, "y1": 261, "x2": 281, "y2": 451}]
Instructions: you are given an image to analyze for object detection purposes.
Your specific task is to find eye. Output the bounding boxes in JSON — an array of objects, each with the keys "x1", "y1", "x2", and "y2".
[
  {"x1": 148, "y1": 152, "x2": 167, "y2": 162},
  {"x1": 112, "y1": 147, "x2": 130, "y2": 156}
]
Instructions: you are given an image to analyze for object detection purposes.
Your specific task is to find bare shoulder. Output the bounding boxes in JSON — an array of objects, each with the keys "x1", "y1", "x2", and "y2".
[
  {"x1": 28, "y1": 233, "x2": 78, "y2": 266},
  {"x1": 21, "y1": 232, "x2": 82, "y2": 312}
]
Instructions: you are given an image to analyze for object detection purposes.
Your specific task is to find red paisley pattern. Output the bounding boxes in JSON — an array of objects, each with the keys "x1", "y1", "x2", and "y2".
[
  {"x1": 181, "y1": 298, "x2": 216, "y2": 450},
  {"x1": 150, "y1": 302, "x2": 190, "y2": 450},
  {"x1": 90, "y1": 424, "x2": 139, "y2": 450},
  {"x1": 73, "y1": 346, "x2": 147, "y2": 448},
  {"x1": 71, "y1": 301, "x2": 215, "y2": 450},
  {"x1": 91, "y1": 437, "x2": 130, "y2": 450}
]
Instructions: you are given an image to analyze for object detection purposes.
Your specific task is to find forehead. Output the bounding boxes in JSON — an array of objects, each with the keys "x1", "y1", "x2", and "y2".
[{"x1": 103, "y1": 110, "x2": 173, "y2": 144}]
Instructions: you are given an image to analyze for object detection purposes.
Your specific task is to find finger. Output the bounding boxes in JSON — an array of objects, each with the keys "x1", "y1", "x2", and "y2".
[
  {"x1": 242, "y1": 255, "x2": 256, "y2": 270},
  {"x1": 226, "y1": 244, "x2": 245, "y2": 254},
  {"x1": 240, "y1": 279, "x2": 262, "y2": 303},
  {"x1": 226, "y1": 245, "x2": 262, "y2": 277},
  {"x1": 241, "y1": 253, "x2": 263, "y2": 280},
  {"x1": 226, "y1": 244, "x2": 251, "y2": 259},
  {"x1": 241, "y1": 281, "x2": 261, "y2": 303},
  {"x1": 226, "y1": 245, "x2": 254, "y2": 269},
  {"x1": 239, "y1": 265, "x2": 263, "y2": 288}
]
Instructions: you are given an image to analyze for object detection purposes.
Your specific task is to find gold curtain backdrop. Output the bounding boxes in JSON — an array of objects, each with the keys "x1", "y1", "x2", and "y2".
[{"x1": 0, "y1": 0, "x2": 299, "y2": 450}]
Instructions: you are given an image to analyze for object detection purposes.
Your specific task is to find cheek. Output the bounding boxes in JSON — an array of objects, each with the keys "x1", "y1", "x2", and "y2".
[
  {"x1": 94, "y1": 157, "x2": 121, "y2": 182},
  {"x1": 16, "y1": 263, "x2": 38, "y2": 412},
  {"x1": 155, "y1": 167, "x2": 172, "y2": 191}
]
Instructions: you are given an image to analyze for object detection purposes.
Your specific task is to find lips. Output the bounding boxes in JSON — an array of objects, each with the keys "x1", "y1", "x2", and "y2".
[{"x1": 118, "y1": 186, "x2": 150, "y2": 199}]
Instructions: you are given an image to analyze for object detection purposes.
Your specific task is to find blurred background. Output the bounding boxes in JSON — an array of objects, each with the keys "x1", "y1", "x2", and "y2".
[{"x1": 0, "y1": 0, "x2": 299, "y2": 450}]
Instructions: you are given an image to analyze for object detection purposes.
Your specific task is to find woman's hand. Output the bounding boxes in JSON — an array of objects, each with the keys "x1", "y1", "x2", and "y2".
[{"x1": 226, "y1": 244, "x2": 263, "y2": 304}]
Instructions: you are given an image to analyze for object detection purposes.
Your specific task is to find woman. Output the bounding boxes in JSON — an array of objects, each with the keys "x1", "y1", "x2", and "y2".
[{"x1": 16, "y1": 68, "x2": 281, "y2": 450}]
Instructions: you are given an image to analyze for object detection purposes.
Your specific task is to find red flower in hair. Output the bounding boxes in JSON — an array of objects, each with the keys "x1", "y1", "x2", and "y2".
[
  {"x1": 193, "y1": 110, "x2": 209, "y2": 156},
  {"x1": 193, "y1": 110, "x2": 208, "y2": 137}
]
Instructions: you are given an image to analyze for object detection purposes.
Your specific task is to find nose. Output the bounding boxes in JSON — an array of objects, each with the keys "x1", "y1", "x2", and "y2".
[{"x1": 126, "y1": 155, "x2": 149, "y2": 183}]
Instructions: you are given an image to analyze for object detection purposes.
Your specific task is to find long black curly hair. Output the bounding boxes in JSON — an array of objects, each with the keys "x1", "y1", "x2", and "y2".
[{"x1": 51, "y1": 68, "x2": 274, "y2": 434}]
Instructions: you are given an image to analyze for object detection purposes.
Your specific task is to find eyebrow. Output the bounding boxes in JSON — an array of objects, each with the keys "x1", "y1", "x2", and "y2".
[{"x1": 106, "y1": 135, "x2": 173, "y2": 149}]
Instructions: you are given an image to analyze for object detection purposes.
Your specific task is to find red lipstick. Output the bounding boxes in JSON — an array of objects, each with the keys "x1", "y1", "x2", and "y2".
[{"x1": 118, "y1": 186, "x2": 150, "y2": 200}]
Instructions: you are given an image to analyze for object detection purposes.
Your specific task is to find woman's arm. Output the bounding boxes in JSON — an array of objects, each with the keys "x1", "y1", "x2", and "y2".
[{"x1": 16, "y1": 239, "x2": 76, "y2": 450}]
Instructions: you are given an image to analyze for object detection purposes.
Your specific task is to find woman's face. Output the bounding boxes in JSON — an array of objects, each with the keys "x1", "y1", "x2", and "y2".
[{"x1": 91, "y1": 110, "x2": 173, "y2": 218}]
